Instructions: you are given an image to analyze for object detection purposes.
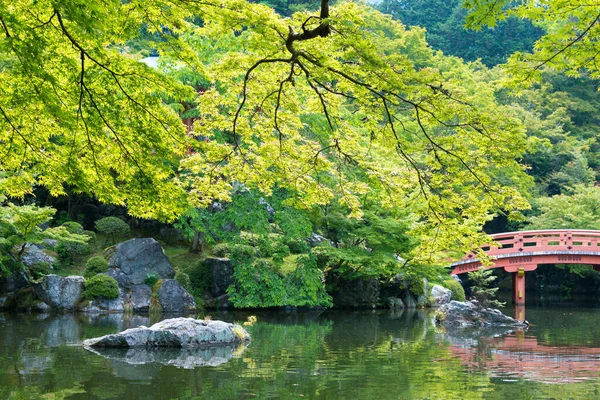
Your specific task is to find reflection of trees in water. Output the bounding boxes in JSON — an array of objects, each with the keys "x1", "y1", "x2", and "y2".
[{"x1": 3, "y1": 311, "x2": 600, "y2": 398}]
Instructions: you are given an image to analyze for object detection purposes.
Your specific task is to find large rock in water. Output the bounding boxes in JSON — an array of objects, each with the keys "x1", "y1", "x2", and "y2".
[
  {"x1": 108, "y1": 238, "x2": 174, "y2": 287},
  {"x1": 437, "y1": 300, "x2": 527, "y2": 328},
  {"x1": 32, "y1": 275, "x2": 84, "y2": 310},
  {"x1": 430, "y1": 285, "x2": 452, "y2": 306},
  {"x1": 83, "y1": 318, "x2": 250, "y2": 348}
]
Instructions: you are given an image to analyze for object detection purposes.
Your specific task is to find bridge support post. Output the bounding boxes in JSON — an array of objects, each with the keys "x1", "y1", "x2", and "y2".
[{"x1": 512, "y1": 267, "x2": 525, "y2": 306}]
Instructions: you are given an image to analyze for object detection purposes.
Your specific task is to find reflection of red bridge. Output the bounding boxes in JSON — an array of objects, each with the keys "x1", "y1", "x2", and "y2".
[
  {"x1": 451, "y1": 230, "x2": 600, "y2": 305},
  {"x1": 449, "y1": 333, "x2": 600, "y2": 383}
]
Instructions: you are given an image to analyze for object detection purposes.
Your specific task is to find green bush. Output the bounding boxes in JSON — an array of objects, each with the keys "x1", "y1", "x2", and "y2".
[
  {"x1": 95, "y1": 217, "x2": 130, "y2": 244},
  {"x1": 286, "y1": 239, "x2": 310, "y2": 254},
  {"x1": 56, "y1": 241, "x2": 90, "y2": 266},
  {"x1": 29, "y1": 262, "x2": 52, "y2": 280},
  {"x1": 82, "y1": 230, "x2": 97, "y2": 241},
  {"x1": 83, "y1": 275, "x2": 119, "y2": 300},
  {"x1": 145, "y1": 273, "x2": 159, "y2": 288},
  {"x1": 271, "y1": 242, "x2": 291, "y2": 263},
  {"x1": 231, "y1": 244, "x2": 256, "y2": 259},
  {"x1": 175, "y1": 271, "x2": 192, "y2": 291},
  {"x1": 84, "y1": 256, "x2": 109, "y2": 278},
  {"x1": 443, "y1": 279, "x2": 466, "y2": 301},
  {"x1": 61, "y1": 221, "x2": 84, "y2": 234},
  {"x1": 409, "y1": 277, "x2": 426, "y2": 297},
  {"x1": 212, "y1": 242, "x2": 231, "y2": 257}
]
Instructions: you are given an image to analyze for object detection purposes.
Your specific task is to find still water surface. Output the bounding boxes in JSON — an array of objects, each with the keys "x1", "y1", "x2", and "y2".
[{"x1": 2, "y1": 305, "x2": 600, "y2": 399}]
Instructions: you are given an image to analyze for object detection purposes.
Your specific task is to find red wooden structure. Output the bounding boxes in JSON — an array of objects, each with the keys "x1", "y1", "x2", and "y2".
[{"x1": 450, "y1": 230, "x2": 600, "y2": 305}]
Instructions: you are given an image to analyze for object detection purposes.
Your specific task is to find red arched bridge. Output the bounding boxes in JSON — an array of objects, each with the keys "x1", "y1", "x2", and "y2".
[{"x1": 451, "y1": 230, "x2": 600, "y2": 305}]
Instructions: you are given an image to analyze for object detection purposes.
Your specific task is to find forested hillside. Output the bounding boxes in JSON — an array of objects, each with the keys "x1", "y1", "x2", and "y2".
[{"x1": 1, "y1": 0, "x2": 599, "y2": 308}]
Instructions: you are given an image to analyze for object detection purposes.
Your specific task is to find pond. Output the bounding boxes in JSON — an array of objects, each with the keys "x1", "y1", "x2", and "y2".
[{"x1": 2, "y1": 305, "x2": 600, "y2": 399}]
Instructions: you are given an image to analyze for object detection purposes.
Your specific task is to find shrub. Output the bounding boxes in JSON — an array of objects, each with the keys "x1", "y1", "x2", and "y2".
[
  {"x1": 145, "y1": 273, "x2": 159, "y2": 288},
  {"x1": 443, "y1": 279, "x2": 466, "y2": 302},
  {"x1": 95, "y1": 217, "x2": 130, "y2": 244},
  {"x1": 83, "y1": 275, "x2": 119, "y2": 300},
  {"x1": 175, "y1": 271, "x2": 192, "y2": 291},
  {"x1": 212, "y1": 243, "x2": 231, "y2": 257},
  {"x1": 29, "y1": 262, "x2": 52, "y2": 280},
  {"x1": 286, "y1": 239, "x2": 310, "y2": 254},
  {"x1": 61, "y1": 221, "x2": 84, "y2": 234},
  {"x1": 56, "y1": 241, "x2": 90, "y2": 266},
  {"x1": 82, "y1": 230, "x2": 97, "y2": 241},
  {"x1": 271, "y1": 242, "x2": 291, "y2": 263},
  {"x1": 84, "y1": 256, "x2": 109, "y2": 278},
  {"x1": 409, "y1": 277, "x2": 426, "y2": 297},
  {"x1": 231, "y1": 244, "x2": 256, "y2": 259}
]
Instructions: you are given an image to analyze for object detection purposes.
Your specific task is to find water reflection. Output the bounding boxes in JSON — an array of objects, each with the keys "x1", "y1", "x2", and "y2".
[
  {"x1": 1, "y1": 308, "x2": 600, "y2": 399},
  {"x1": 447, "y1": 331, "x2": 600, "y2": 383},
  {"x1": 86, "y1": 344, "x2": 248, "y2": 369}
]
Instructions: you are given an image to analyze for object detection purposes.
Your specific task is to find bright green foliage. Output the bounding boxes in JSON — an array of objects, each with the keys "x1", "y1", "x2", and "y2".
[
  {"x1": 443, "y1": 279, "x2": 466, "y2": 301},
  {"x1": 464, "y1": 0, "x2": 600, "y2": 82},
  {"x1": 0, "y1": 203, "x2": 88, "y2": 273},
  {"x1": 527, "y1": 185, "x2": 600, "y2": 230},
  {"x1": 227, "y1": 253, "x2": 332, "y2": 308},
  {"x1": 82, "y1": 274, "x2": 119, "y2": 300},
  {"x1": 468, "y1": 267, "x2": 504, "y2": 308},
  {"x1": 377, "y1": 0, "x2": 543, "y2": 66},
  {"x1": 83, "y1": 256, "x2": 109, "y2": 278},
  {"x1": 61, "y1": 221, "x2": 84, "y2": 235},
  {"x1": 313, "y1": 204, "x2": 415, "y2": 279},
  {"x1": 0, "y1": 1, "x2": 192, "y2": 220},
  {"x1": 409, "y1": 277, "x2": 426, "y2": 297},
  {"x1": 171, "y1": 1, "x2": 530, "y2": 262},
  {"x1": 94, "y1": 217, "x2": 130, "y2": 244}
]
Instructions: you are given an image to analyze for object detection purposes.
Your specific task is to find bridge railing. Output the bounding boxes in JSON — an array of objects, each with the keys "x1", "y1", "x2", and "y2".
[{"x1": 464, "y1": 230, "x2": 600, "y2": 261}]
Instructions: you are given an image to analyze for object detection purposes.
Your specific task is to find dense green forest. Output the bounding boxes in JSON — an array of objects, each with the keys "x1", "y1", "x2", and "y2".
[{"x1": 1, "y1": 0, "x2": 599, "y2": 308}]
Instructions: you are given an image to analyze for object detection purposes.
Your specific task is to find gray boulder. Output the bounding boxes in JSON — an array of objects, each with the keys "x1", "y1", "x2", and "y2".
[
  {"x1": 108, "y1": 238, "x2": 174, "y2": 287},
  {"x1": 0, "y1": 270, "x2": 29, "y2": 294},
  {"x1": 205, "y1": 257, "x2": 234, "y2": 297},
  {"x1": 156, "y1": 279, "x2": 197, "y2": 313},
  {"x1": 330, "y1": 277, "x2": 380, "y2": 308},
  {"x1": 79, "y1": 289, "x2": 126, "y2": 313},
  {"x1": 430, "y1": 285, "x2": 452, "y2": 306},
  {"x1": 436, "y1": 300, "x2": 527, "y2": 328},
  {"x1": 129, "y1": 284, "x2": 152, "y2": 312},
  {"x1": 83, "y1": 317, "x2": 250, "y2": 348},
  {"x1": 402, "y1": 291, "x2": 417, "y2": 309},
  {"x1": 21, "y1": 244, "x2": 55, "y2": 267},
  {"x1": 306, "y1": 233, "x2": 335, "y2": 248},
  {"x1": 32, "y1": 275, "x2": 84, "y2": 310}
]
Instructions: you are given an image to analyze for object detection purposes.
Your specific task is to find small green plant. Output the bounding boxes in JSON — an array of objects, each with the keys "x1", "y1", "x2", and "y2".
[
  {"x1": 84, "y1": 256, "x2": 109, "y2": 278},
  {"x1": 443, "y1": 279, "x2": 466, "y2": 301},
  {"x1": 145, "y1": 273, "x2": 159, "y2": 288},
  {"x1": 468, "y1": 267, "x2": 505, "y2": 308},
  {"x1": 95, "y1": 217, "x2": 130, "y2": 244},
  {"x1": 83, "y1": 275, "x2": 119, "y2": 300}
]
